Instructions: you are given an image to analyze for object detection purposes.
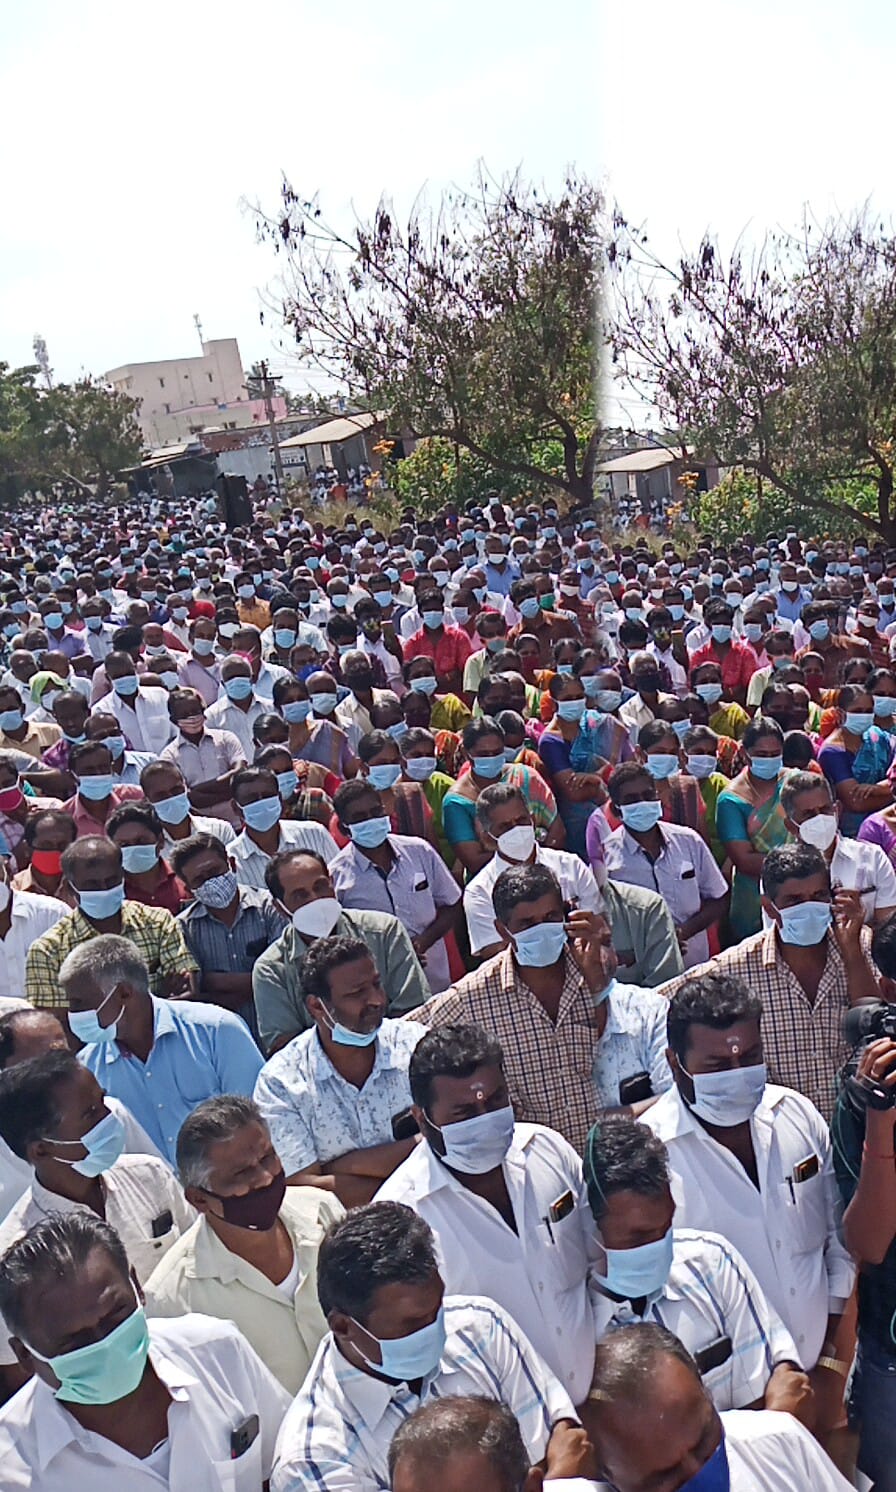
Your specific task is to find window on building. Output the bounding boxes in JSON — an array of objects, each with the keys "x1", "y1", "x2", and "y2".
[{"x1": 164, "y1": 403, "x2": 170, "y2": 414}]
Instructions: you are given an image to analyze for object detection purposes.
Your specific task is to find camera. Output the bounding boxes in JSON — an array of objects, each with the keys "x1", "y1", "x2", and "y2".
[{"x1": 842, "y1": 1002, "x2": 896, "y2": 1111}]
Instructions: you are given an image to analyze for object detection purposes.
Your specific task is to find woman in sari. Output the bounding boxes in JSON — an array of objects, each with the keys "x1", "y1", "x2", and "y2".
[
  {"x1": 716, "y1": 716, "x2": 792, "y2": 940},
  {"x1": 537, "y1": 673, "x2": 629, "y2": 857},
  {"x1": 328, "y1": 728, "x2": 437, "y2": 850},
  {"x1": 817, "y1": 683, "x2": 896, "y2": 837},
  {"x1": 273, "y1": 676, "x2": 356, "y2": 779}
]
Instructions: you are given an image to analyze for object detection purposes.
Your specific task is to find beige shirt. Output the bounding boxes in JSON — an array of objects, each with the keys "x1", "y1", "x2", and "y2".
[{"x1": 144, "y1": 1186, "x2": 343, "y2": 1393}]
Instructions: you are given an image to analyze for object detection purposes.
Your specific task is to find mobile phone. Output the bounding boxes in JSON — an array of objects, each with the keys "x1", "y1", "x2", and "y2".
[
  {"x1": 230, "y1": 1414, "x2": 259, "y2": 1459},
  {"x1": 619, "y1": 1071, "x2": 653, "y2": 1106},
  {"x1": 392, "y1": 1108, "x2": 419, "y2": 1142},
  {"x1": 694, "y1": 1336, "x2": 732, "y2": 1376}
]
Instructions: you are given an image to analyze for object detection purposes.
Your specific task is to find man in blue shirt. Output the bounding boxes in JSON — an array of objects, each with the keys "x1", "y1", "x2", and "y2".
[{"x1": 58, "y1": 933, "x2": 263, "y2": 1165}]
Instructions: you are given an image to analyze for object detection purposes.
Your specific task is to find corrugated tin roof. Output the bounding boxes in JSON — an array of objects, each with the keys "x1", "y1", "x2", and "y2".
[
  {"x1": 597, "y1": 447, "x2": 685, "y2": 474},
  {"x1": 279, "y1": 411, "x2": 380, "y2": 448}
]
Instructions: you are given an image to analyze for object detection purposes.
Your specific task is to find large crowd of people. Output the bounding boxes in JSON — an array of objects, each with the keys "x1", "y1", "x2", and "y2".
[{"x1": 0, "y1": 489, "x2": 892, "y2": 1487}]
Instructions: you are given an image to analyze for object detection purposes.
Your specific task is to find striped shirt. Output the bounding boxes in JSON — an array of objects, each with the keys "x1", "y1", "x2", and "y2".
[
  {"x1": 271, "y1": 1296, "x2": 575, "y2": 1492},
  {"x1": 595, "y1": 1228, "x2": 799, "y2": 1409}
]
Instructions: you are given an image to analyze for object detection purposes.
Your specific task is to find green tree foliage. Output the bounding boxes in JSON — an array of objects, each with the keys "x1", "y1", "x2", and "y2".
[
  {"x1": 254, "y1": 168, "x2": 602, "y2": 505},
  {"x1": 608, "y1": 210, "x2": 896, "y2": 542},
  {"x1": 390, "y1": 435, "x2": 568, "y2": 517},
  {"x1": 0, "y1": 363, "x2": 142, "y2": 503}
]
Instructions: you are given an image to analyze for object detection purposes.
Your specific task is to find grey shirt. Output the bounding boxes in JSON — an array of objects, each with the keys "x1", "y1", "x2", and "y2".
[{"x1": 252, "y1": 907, "x2": 431, "y2": 1053}]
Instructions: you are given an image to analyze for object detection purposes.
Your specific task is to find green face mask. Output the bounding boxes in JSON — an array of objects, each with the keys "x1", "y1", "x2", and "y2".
[
  {"x1": 538, "y1": 593, "x2": 555, "y2": 611},
  {"x1": 25, "y1": 1298, "x2": 150, "y2": 1404}
]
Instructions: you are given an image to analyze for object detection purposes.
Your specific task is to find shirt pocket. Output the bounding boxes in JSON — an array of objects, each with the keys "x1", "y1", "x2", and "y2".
[
  {"x1": 779, "y1": 1167, "x2": 828, "y2": 1252},
  {"x1": 210, "y1": 1437, "x2": 263, "y2": 1492}
]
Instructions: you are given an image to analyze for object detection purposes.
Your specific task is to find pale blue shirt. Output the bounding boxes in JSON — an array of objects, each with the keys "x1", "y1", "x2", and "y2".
[
  {"x1": 79, "y1": 996, "x2": 264, "y2": 1164},
  {"x1": 253, "y1": 1018, "x2": 426, "y2": 1174},
  {"x1": 592, "y1": 980, "x2": 673, "y2": 1108}
]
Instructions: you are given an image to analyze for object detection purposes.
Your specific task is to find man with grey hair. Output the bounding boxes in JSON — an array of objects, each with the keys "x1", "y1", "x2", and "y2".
[
  {"x1": 61, "y1": 934, "x2": 264, "y2": 1165},
  {"x1": 781, "y1": 768, "x2": 896, "y2": 924},
  {"x1": 579, "y1": 1323, "x2": 853, "y2": 1492},
  {"x1": 144, "y1": 1095, "x2": 342, "y2": 1393},
  {"x1": 388, "y1": 1395, "x2": 595, "y2": 1492}
]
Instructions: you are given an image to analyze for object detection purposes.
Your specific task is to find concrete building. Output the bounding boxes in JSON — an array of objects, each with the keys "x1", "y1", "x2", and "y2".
[{"x1": 105, "y1": 338, "x2": 286, "y2": 447}]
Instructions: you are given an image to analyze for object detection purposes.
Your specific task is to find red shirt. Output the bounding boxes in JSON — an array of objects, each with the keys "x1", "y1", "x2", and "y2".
[
  {"x1": 123, "y1": 859, "x2": 188, "y2": 915},
  {"x1": 689, "y1": 639, "x2": 760, "y2": 693},
  {"x1": 403, "y1": 625, "x2": 473, "y2": 681}
]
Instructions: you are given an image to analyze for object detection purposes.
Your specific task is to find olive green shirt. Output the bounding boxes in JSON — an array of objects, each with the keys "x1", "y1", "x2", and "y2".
[{"x1": 603, "y1": 878, "x2": 684, "y2": 988}]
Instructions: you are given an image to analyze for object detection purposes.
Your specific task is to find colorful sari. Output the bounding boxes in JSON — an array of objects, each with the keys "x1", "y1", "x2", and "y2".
[
  {"x1": 716, "y1": 769, "x2": 793, "y2": 939},
  {"x1": 539, "y1": 710, "x2": 631, "y2": 858}
]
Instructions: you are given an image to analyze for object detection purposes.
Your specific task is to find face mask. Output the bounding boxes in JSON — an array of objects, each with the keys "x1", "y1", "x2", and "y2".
[
  {"x1": 319, "y1": 1001, "x2": 380, "y2": 1047},
  {"x1": 518, "y1": 597, "x2": 540, "y2": 620},
  {"x1": 274, "y1": 628, "x2": 297, "y2": 650},
  {"x1": 410, "y1": 675, "x2": 438, "y2": 696},
  {"x1": 77, "y1": 883, "x2": 125, "y2": 920},
  {"x1": 152, "y1": 790, "x2": 191, "y2": 825},
  {"x1": 620, "y1": 800, "x2": 663, "y2": 832},
  {"x1": 485, "y1": 637, "x2": 505, "y2": 654},
  {"x1": 557, "y1": 698, "x2": 586, "y2": 723},
  {"x1": 241, "y1": 796, "x2": 282, "y2": 833},
  {"x1": 693, "y1": 682, "x2": 723, "y2": 705},
  {"x1": 112, "y1": 675, "x2": 139, "y2": 698},
  {"x1": 120, "y1": 843, "x2": 159, "y2": 875},
  {"x1": 495, "y1": 823, "x2": 536, "y2": 862},
  {"x1": 777, "y1": 899, "x2": 832, "y2": 946},
  {"x1": 224, "y1": 677, "x2": 254, "y2": 703},
  {"x1": 644, "y1": 753, "x2": 678, "y2": 779},
  {"x1": 781, "y1": 580, "x2": 798, "y2": 593},
  {"x1": 845, "y1": 711, "x2": 873, "y2": 735},
  {"x1": 31, "y1": 848, "x2": 63, "y2": 877},
  {"x1": 428, "y1": 1105, "x2": 515, "y2": 1174},
  {"x1": 44, "y1": 612, "x2": 64, "y2": 631},
  {"x1": 26, "y1": 1298, "x2": 150, "y2": 1406},
  {"x1": 218, "y1": 622, "x2": 239, "y2": 640},
  {"x1": 809, "y1": 620, "x2": 830, "y2": 642},
  {"x1": 593, "y1": 689, "x2": 622, "y2": 713},
  {"x1": 84, "y1": 615, "x2": 103, "y2": 633},
  {"x1": 422, "y1": 611, "x2": 444, "y2": 630},
  {"x1": 193, "y1": 869, "x2": 239, "y2": 909},
  {"x1": 208, "y1": 1168, "x2": 287, "y2": 1231},
  {"x1": 513, "y1": 920, "x2": 567, "y2": 967},
  {"x1": 597, "y1": 1228, "x2": 674, "y2": 1300},
  {"x1": 682, "y1": 1061, "x2": 767, "y2": 1127},
  {"x1": 192, "y1": 636, "x2": 216, "y2": 658},
  {"x1": 673, "y1": 1437, "x2": 730, "y2": 1492},
  {"x1": 686, "y1": 754, "x2": 717, "y2": 779},
  {"x1": 367, "y1": 763, "x2": 402, "y2": 791},
  {"x1": 45, "y1": 1110, "x2": 126, "y2": 1178},
  {"x1": 749, "y1": 754, "x2": 782, "y2": 780},
  {"x1": 472, "y1": 754, "x2": 505, "y2": 779},
  {"x1": 771, "y1": 655, "x2": 794, "y2": 672},
  {"x1": 77, "y1": 774, "x2": 114, "y2": 801},
  {"x1": 387, "y1": 720, "x2": 409, "y2": 741},
  {"x1": 710, "y1": 624, "x2": 732, "y2": 645},
  {"x1": 311, "y1": 692, "x2": 338, "y2": 716},
  {"x1": 873, "y1": 694, "x2": 896, "y2": 721},
  {"x1": 283, "y1": 699, "x2": 312, "y2": 725},
  {"x1": 238, "y1": 584, "x2": 255, "y2": 600},
  {"x1": 625, "y1": 607, "x2": 644, "y2": 622},
  {"x1": 351, "y1": 1307, "x2": 447, "y2": 1383},
  {"x1": 291, "y1": 896, "x2": 342, "y2": 939},
  {"x1": 0, "y1": 709, "x2": 23, "y2": 732},
  {"x1": 797, "y1": 812, "x2": 838, "y2": 852},
  {"x1": 743, "y1": 623, "x2": 764, "y2": 644},
  {"x1": 67, "y1": 983, "x2": 124, "y2": 1044},
  {"x1": 404, "y1": 756, "x2": 436, "y2": 782},
  {"x1": 348, "y1": 814, "x2": 392, "y2": 850}
]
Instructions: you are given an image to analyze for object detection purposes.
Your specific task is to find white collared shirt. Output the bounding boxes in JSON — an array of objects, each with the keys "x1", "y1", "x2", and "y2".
[
  {"x1": 95, "y1": 686, "x2": 176, "y2": 755},
  {"x1": 161, "y1": 814, "x2": 236, "y2": 854},
  {"x1": 254, "y1": 1018, "x2": 427, "y2": 1174},
  {"x1": 272, "y1": 1296, "x2": 574, "y2": 1492},
  {"x1": 641, "y1": 1084, "x2": 856, "y2": 1365},
  {"x1": 231, "y1": 820, "x2": 337, "y2": 891},
  {"x1": 0, "y1": 1314, "x2": 292, "y2": 1491},
  {"x1": 205, "y1": 695, "x2": 265, "y2": 759},
  {"x1": 830, "y1": 834, "x2": 896, "y2": 920},
  {"x1": 464, "y1": 846, "x2": 601, "y2": 956},
  {"x1": 0, "y1": 890, "x2": 69, "y2": 1002},
  {"x1": 375, "y1": 1123, "x2": 600, "y2": 1401}
]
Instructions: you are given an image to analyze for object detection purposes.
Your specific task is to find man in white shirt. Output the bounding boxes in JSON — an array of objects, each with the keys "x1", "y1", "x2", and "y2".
[
  {"x1": 782, "y1": 768, "x2": 896, "y2": 923},
  {"x1": 0, "y1": 1210, "x2": 291, "y2": 1491},
  {"x1": 254, "y1": 933, "x2": 426, "y2": 1206},
  {"x1": 376, "y1": 1023, "x2": 600, "y2": 1404},
  {"x1": 96, "y1": 651, "x2": 175, "y2": 755},
  {"x1": 640, "y1": 970, "x2": 855, "y2": 1437},
  {"x1": 231, "y1": 765, "x2": 336, "y2": 889},
  {"x1": 271, "y1": 1201, "x2": 578, "y2": 1492},
  {"x1": 464, "y1": 784, "x2": 601, "y2": 959},
  {"x1": 581, "y1": 1322, "x2": 853, "y2": 1492},
  {"x1": 206, "y1": 656, "x2": 265, "y2": 758},
  {"x1": 0, "y1": 857, "x2": 69, "y2": 1001}
]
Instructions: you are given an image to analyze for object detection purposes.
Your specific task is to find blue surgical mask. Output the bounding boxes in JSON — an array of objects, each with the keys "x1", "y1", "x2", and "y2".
[
  {"x1": 410, "y1": 676, "x2": 438, "y2": 696},
  {"x1": 749, "y1": 754, "x2": 782, "y2": 780},
  {"x1": 711, "y1": 624, "x2": 732, "y2": 644},
  {"x1": 0, "y1": 709, "x2": 23, "y2": 732},
  {"x1": 351, "y1": 1307, "x2": 447, "y2": 1382},
  {"x1": 874, "y1": 695, "x2": 896, "y2": 718},
  {"x1": 845, "y1": 712, "x2": 874, "y2": 736},
  {"x1": 367, "y1": 764, "x2": 402, "y2": 791},
  {"x1": 620, "y1": 800, "x2": 663, "y2": 832},
  {"x1": 596, "y1": 1228, "x2": 674, "y2": 1301},
  {"x1": 241, "y1": 796, "x2": 282, "y2": 832},
  {"x1": 44, "y1": 612, "x2": 64, "y2": 631},
  {"x1": 686, "y1": 754, "x2": 717, "y2": 779},
  {"x1": 192, "y1": 637, "x2": 216, "y2": 657},
  {"x1": 276, "y1": 769, "x2": 298, "y2": 801},
  {"x1": 274, "y1": 629, "x2": 297, "y2": 649},
  {"x1": 224, "y1": 677, "x2": 253, "y2": 701},
  {"x1": 777, "y1": 900, "x2": 832, "y2": 946},
  {"x1": 404, "y1": 756, "x2": 436, "y2": 781},
  {"x1": 809, "y1": 620, "x2": 830, "y2": 642},
  {"x1": 311, "y1": 692, "x2": 338, "y2": 716},
  {"x1": 45, "y1": 1110, "x2": 126, "y2": 1178},
  {"x1": 283, "y1": 699, "x2": 312, "y2": 724},
  {"x1": 152, "y1": 791, "x2": 190, "y2": 825},
  {"x1": 77, "y1": 774, "x2": 114, "y2": 801},
  {"x1": 422, "y1": 611, "x2": 444, "y2": 630},
  {"x1": 112, "y1": 675, "x2": 139, "y2": 698},
  {"x1": 319, "y1": 1002, "x2": 379, "y2": 1047},
  {"x1": 77, "y1": 883, "x2": 125, "y2": 920},
  {"x1": 676, "y1": 1438, "x2": 730, "y2": 1492},
  {"x1": 695, "y1": 682, "x2": 723, "y2": 704},
  {"x1": 594, "y1": 689, "x2": 622, "y2": 712},
  {"x1": 519, "y1": 597, "x2": 540, "y2": 619},
  {"x1": 682, "y1": 1061, "x2": 767, "y2": 1127},
  {"x1": 67, "y1": 984, "x2": 124, "y2": 1047},
  {"x1": 644, "y1": 753, "x2": 678, "y2": 779},
  {"x1": 453, "y1": 607, "x2": 470, "y2": 625},
  {"x1": 120, "y1": 843, "x2": 159, "y2": 875},
  {"x1": 349, "y1": 815, "x2": 392, "y2": 849},
  {"x1": 387, "y1": 720, "x2": 409, "y2": 741},
  {"x1": 557, "y1": 699, "x2": 586, "y2": 723},
  {"x1": 427, "y1": 1104, "x2": 515, "y2": 1174},
  {"x1": 513, "y1": 920, "x2": 567, "y2": 967},
  {"x1": 25, "y1": 1297, "x2": 151, "y2": 1406},
  {"x1": 373, "y1": 591, "x2": 392, "y2": 609},
  {"x1": 472, "y1": 754, "x2": 505, "y2": 779}
]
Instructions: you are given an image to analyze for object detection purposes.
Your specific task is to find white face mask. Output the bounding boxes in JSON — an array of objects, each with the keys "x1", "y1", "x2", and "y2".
[
  {"x1": 495, "y1": 823, "x2": 536, "y2": 863},
  {"x1": 425, "y1": 1105, "x2": 515, "y2": 1174},
  {"x1": 797, "y1": 812, "x2": 838, "y2": 852},
  {"x1": 290, "y1": 896, "x2": 342, "y2": 939}
]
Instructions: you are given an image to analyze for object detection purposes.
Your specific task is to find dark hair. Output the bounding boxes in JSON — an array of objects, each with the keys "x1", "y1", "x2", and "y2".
[
  {"x1": 356, "y1": 729, "x2": 396, "y2": 765},
  {"x1": 583, "y1": 1117, "x2": 670, "y2": 1224},
  {"x1": 589, "y1": 1323, "x2": 703, "y2": 1412},
  {"x1": 263, "y1": 847, "x2": 329, "y2": 900},
  {"x1": 316, "y1": 1201, "x2": 438, "y2": 1320},
  {"x1": 301, "y1": 934, "x2": 370, "y2": 1003},
  {"x1": 23, "y1": 809, "x2": 76, "y2": 849},
  {"x1": 666, "y1": 972, "x2": 762, "y2": 1062},
  {"x1": 474, "y1": 782, "x2": 525, "y2": 832},
  {"x1": 637, "y1": 719, "x2": 677, "y2": 752},
  {"x1": 0, "y1": 1048, "x2": 82, "y2": 1158},
  {"x1": 760, "y1": 841, "x2": 828, "y2": 901},
  {"x1": 702, "y1": 597, "x2": 734, "y2": 625},
  {"x1": 69, "y1": 740, "x2": 112, "y2": 773},
  {"x1": 492, "y1": 863, "x2": 562, "y2": 925},
  {"x1": 106, "y1": 801, "x2": 164, "y2": 841},
  {"x1": 388, "y1": 1396, "x2": 528, "y2": 1488},
  {"x1": 231, "y1": 765, "x2": 277, "y2": 801},
  {"x1": 462, "y1": 716, "x2": 505, "y2": 752},
  {"x1": 333, "y1": 778, "x2": 381, "y2": 824},
  {"x1": 607, "y1": 759, "x2": 652, "y2": 807},
  {"x1": 742, "y1": 715, "x2": 784, "y2": 752},
  {"x1": 168, "y1": 831, "x2": 230, "y2": 879},
  {"x1": 409, "y1": 1024, "x2": 504, "y2": 1111},
  {"x1": 0, "y1": 1211, "x2": 130, "y2": 1341}
]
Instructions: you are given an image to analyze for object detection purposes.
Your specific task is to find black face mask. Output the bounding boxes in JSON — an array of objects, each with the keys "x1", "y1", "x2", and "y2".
[
  {"x1": 346, "y1": 673, "x2": 374, "y2": 692},
  {"x1": 636, "y1": 673, "x2": 661, "y2": 693}
]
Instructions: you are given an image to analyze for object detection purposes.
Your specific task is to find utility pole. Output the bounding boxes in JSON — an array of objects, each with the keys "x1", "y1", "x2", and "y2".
[
  {"x1": 258, "y1": 360, "x2": 284, "y2": 489},
  {"x1": 193, "y1": 313, "x2": 204, "y2": 349}
]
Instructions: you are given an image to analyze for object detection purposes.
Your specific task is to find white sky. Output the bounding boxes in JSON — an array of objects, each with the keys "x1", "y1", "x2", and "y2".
[{"x1": 2, "y1": 0, "x2": 895, "y2": 421}]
